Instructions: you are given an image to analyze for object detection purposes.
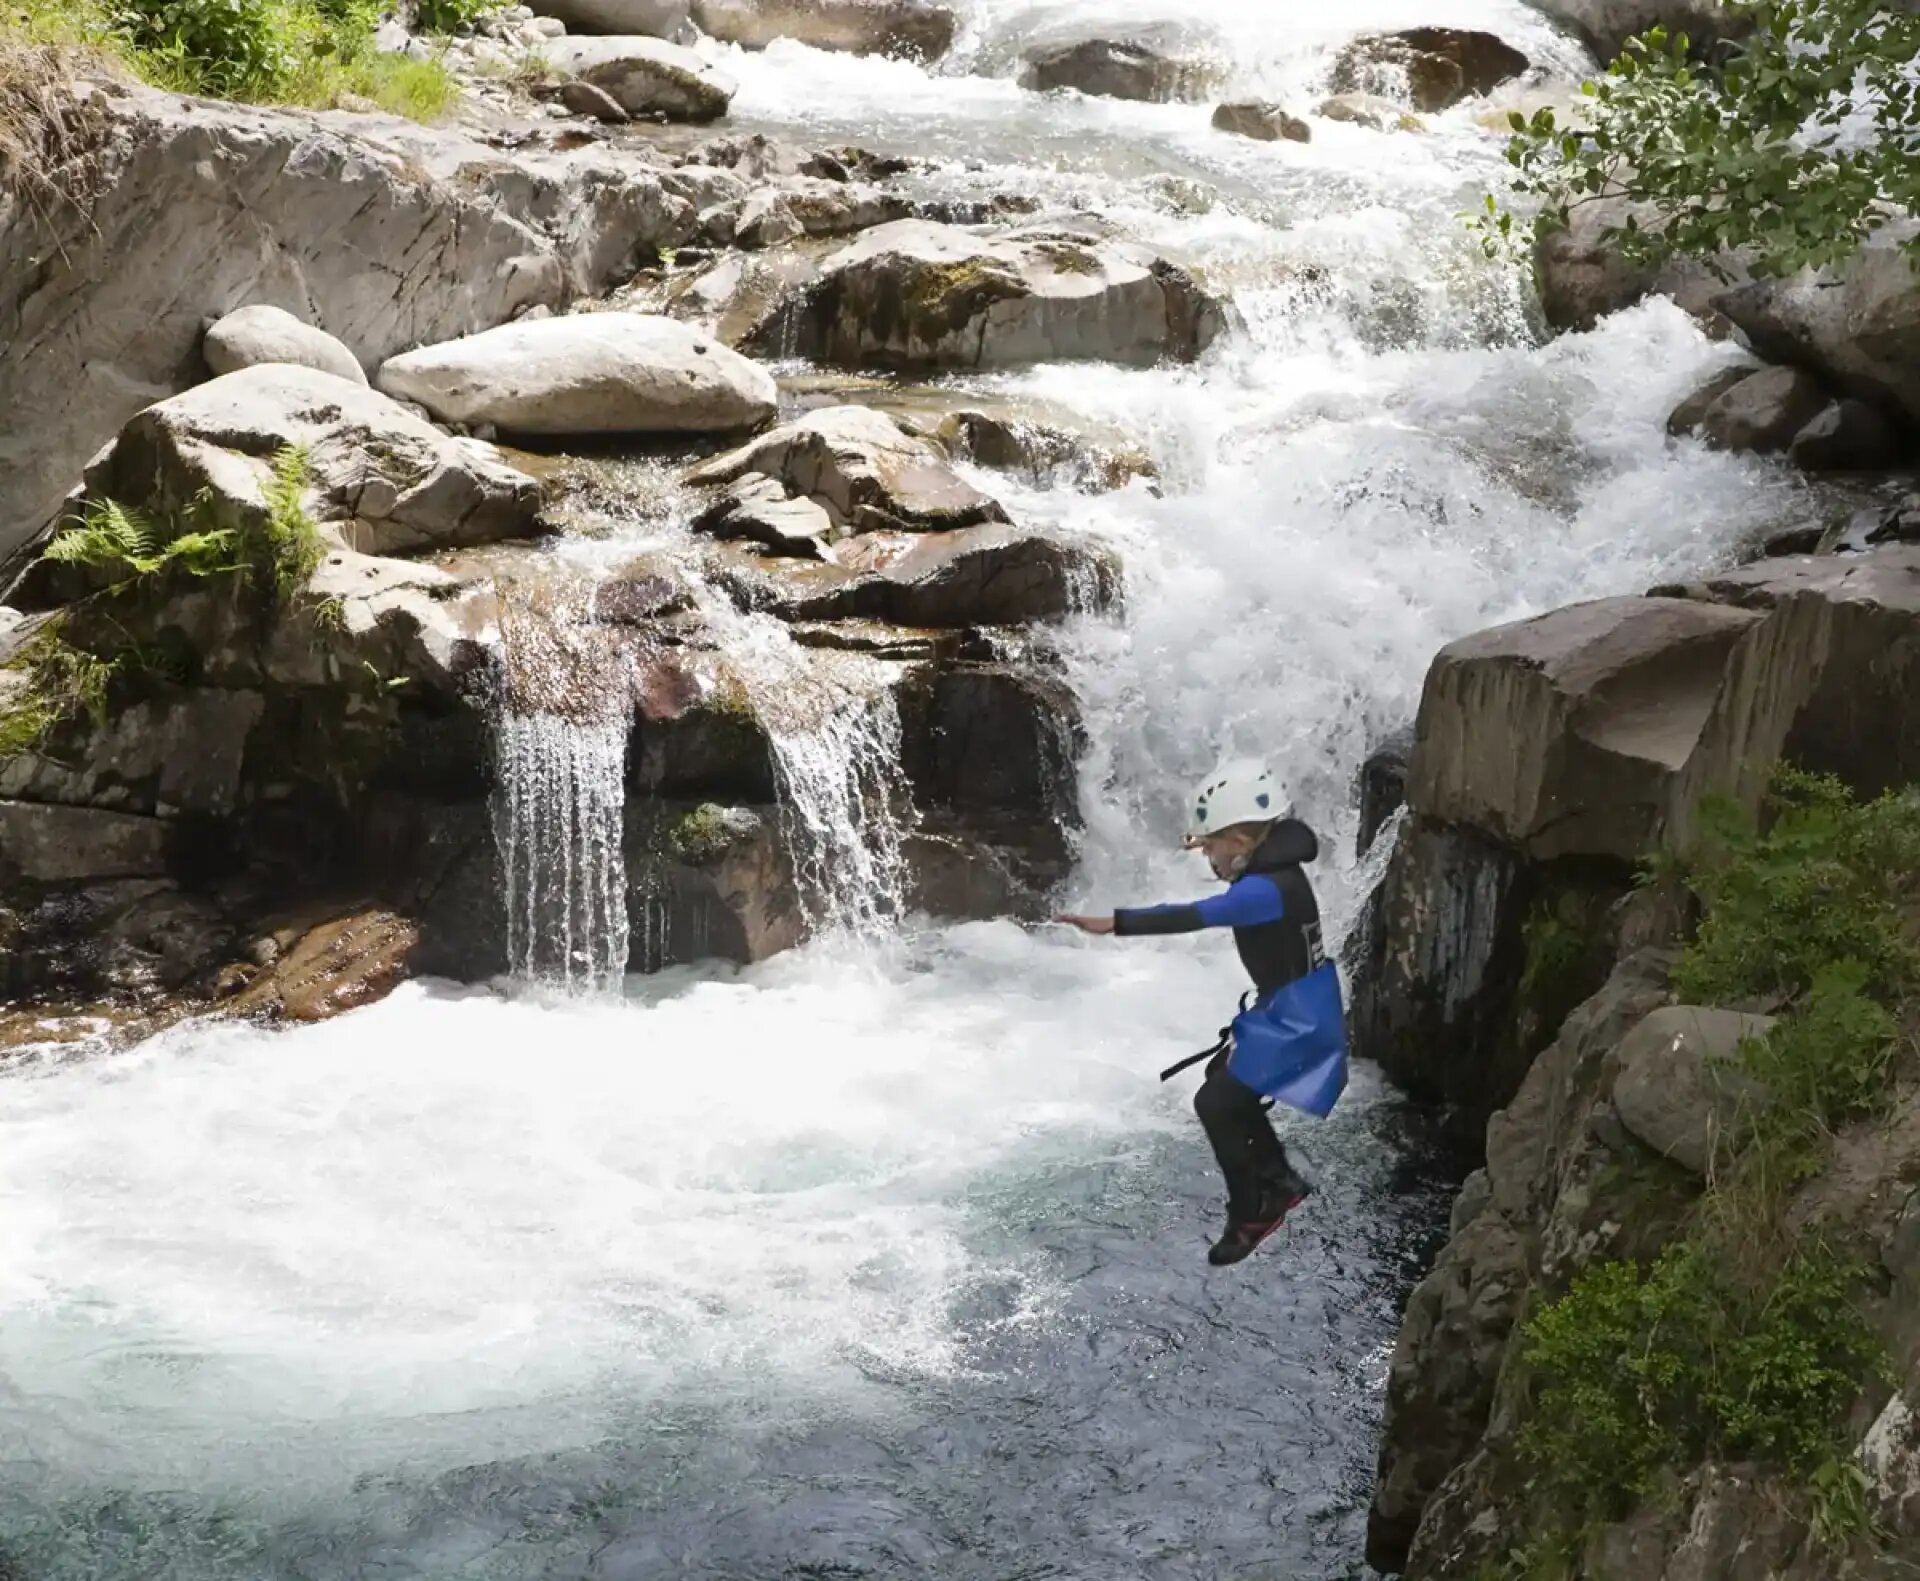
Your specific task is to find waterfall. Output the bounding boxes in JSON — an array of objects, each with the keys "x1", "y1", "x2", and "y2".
[
  {"x1": 490, "y1": 577, "x2": 634, "y2": 993},
  {"x1": 764, "y1": 682, "x2": 911, "y2": 937},
  {"x1": 491, "y1": 714, "x2": 631, "y2": 993}
]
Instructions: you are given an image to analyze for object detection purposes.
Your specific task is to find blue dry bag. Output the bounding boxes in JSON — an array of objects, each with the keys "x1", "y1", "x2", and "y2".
[{"x1": 1226, "y1": 961, "x2": 1349, "y2": 1119}]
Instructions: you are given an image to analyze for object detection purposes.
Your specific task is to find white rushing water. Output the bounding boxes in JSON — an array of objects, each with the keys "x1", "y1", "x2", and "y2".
[
  {"x1": 0, "y1": 2, "x2": 1847, "y2": 1573},
  {"x1": 493, "y1": 713, "x2": 633, "y2": 993}
]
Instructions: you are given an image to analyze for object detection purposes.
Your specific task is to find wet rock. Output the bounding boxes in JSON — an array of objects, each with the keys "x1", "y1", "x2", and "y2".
[
  {"x1": 748, "y1": 220, "x2": 1228, "y2": 371},
  {"x1": 0, "y1": 83, "x2": 702, "y2": 563},
  {"x1": 558, "y1": 79, "x2": 633, "y2": 123},
  {"x1": 0, "y1": 801, "x2": 173, "y2": 883},
  {"x1": 0, "y1": 690, "x2": 264, "y2": 818},
  {"x1": 1211, "y1": 101, "x2": 1311, "y2": 143},
  {"x1": 227, "y1": 907, "x2": 422, "y2": 1021},
  {"x1": 1715, "y1": 227, "x2": 1920, "y2": 425},
  {"x1": 1695, "y1": 365, "x2": 1829, "y2": 455},
  {"x1": 377, "y1": 313, "x2": 776, "y2": 437},
  {"x1": 1357, "y1": 724, "x2": 1412, "y2": 857},
  {"x1": 693, "y1": 475, "x2": 839, "y2": 555},
  {"x1": 627, "y1": 801, "x2": 802, "y2": 967},
  {"x1": 933, "y1": 408, "x2": 1156, "y2": 494},
  {"x1": 1349, "y1": 817, "x2": 1531, "y2": 1108},
  {"x1": 1529, "y1": 0, "x2": 1749, "y2": 64},
  {"x1": 203, "y1": 304, "x2": 366, "y2": 385},
  {"x1": 1368, "y1": 950, "x2": 1678, "y2": 1573},
  {"x1": 1536, "y1": 196, "x2": 1744, "y2": 333},
  {"x1": 1331, "y1": 28, "x2": 1530, "y2": 113},
  {"x1": 1610, "y1": 1005, "x2": 1773, "y2": 1173},
  {"x1": 1315, "y1": 93, "x2": 1425, "y2": 133},
  {"x1": 690, "y1": 0, "x2": 957, "y2": 61},
  {"x1": 1790, "y1": 397, "x2": 1904, "y2": 473},
  {"x1": 1409, "y1": 595, "x2": 1763, "y2": 862},
  {"x1": 1020, "y1": 27, "x2": 1222, "y2": 103},
  {"x1": 840, "y1": 524, "x2": 1114, "y2": 627},
  {"x1": 902, "y1": 663, "x2": 1082, "y2": 825},
  {"x1": 538, "y1": 36, "x2": 735, "y2": 120},
  {"x1": 529, "y1": 0, "x2": 693, "y2": 38},
  {"x1": 709, "y1": 522, "x2": 1113, "y2": 628},
  {"x1": 686, "y1": 405, "x2": 1007, "y2": 538},
  {"x1": 62, "y1": 365, "x2": 546, "y2": 572},
  {"x1": 1665, "y1": 362, "x2": 1759, "y2": 438}
]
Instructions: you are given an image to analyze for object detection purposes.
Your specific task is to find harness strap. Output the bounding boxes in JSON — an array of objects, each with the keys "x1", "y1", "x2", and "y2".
[{"x1": 1160, "y1": 1029, "x2": 1229, "y2": 1083}]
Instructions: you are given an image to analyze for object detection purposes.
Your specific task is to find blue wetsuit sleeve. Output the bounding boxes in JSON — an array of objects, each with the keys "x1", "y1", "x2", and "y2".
[{"x1": 1113, "y1": 875, "x2": 1285, "y2": 936}]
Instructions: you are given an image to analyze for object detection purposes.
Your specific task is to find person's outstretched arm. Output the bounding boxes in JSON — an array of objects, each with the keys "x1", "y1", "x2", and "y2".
[{"x1": 1057, "y1": 875, "x2": 1284, "y2": 937}]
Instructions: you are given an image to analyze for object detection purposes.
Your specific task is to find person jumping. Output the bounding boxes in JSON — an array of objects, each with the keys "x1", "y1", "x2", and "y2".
[{"x1": 1058, "y1": 760, "x2": 1348, "y2": 1266}]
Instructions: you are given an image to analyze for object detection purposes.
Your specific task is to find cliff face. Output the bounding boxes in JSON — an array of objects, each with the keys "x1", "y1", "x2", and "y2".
[{"x1": 1359, "y1": 545, "x2": 1920, "y2": 1578}]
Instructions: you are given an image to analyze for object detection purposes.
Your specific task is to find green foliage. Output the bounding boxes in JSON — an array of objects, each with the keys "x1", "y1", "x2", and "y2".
[
  {"x1": 1474, "y1": 0, "x2": 1920, "y2": 279},
  {"x1": 1673, "y1": 768, "x2": 1920, "y2": 1007},
  {"x1": 667, "y1": 803, "x2": 739, "y2": 864},
  {"x1": 42, "y1": 445, "x2": 323, "y2": 609},
  {"x1": 2, "y1": 0, "x2": 458, "y2": 120},
  {"x1": 257, "y1": 444, "x2": 325, "y2": 605},
  {"x1": 43, "y1": 497, "x2": 239, "y2": 584},
  {"x1": 1808, "y1": 1456, "x2": 1880, "y2": 1550},
  {"x1": 112, "y1": 0, "x2": 293, "y2": 94},
  {"x1": 1520, "y1": 1241, "x2": 1884, "y2": 1525},
  {"x1": 0, "y1": 622, "x2": 118, "y2": 762},
  {"x1": 412, "y1": 0, "x2": 502, "y2": 34},
  {"x1": 1742, "y1": 960, "x2": 1899, "y2": 1141}
]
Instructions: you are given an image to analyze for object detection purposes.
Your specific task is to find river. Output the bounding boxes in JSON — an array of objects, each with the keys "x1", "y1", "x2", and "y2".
[{"x1": 0, "y1": 0, "x2": 1821, "y2": 1575}]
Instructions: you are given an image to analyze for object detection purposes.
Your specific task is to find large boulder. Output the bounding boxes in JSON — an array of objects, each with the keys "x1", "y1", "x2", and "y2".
[
  {"x1": 690, "y1": 0, "x2": 956, "y2": 60},
  {"x1": 1536, "y1": 196, "x2": 1745, "y2": 332},
  {"x1": 1331, "y1": 28, "x2": 1530, "y2": 113},
  {"x1": 1610, "y1": 1005, "x2": 1774, "y2": 1174},
  {"x1": 377, "y1": 313, "x2": 777, "y2": 436},
  {"x1": 685, "y1": 405, "x2": 1008, "y2": 544},
  {"x1": 709, "y1": 522, "x2": 1114, "y2": 628},
  {"x1": 0, "y1": 83, "x2": 700, "y2": 565},
  {"x1": 70, "y1": 365, "x2": 546, "y2": 562},
  {"x1": 1407, "y1": 595, "x2": 1763, "y2": 862},
  {"x1": 1019, "y1": 28, "x2": 1223, "y2": 103},
  {"x1": 1716, "y1": 226, "x2": 1920, "y2": 427},
  {"x1": 538, "y1": 36, "x2": 735, "y2": 120},
  {"x1": 1659, "y1": 544, "x2": 1920, "y2": 803},
  {"x1": 748, "y1": 220, "x2": 1228, "y2": 371},
  {"x1": 1526, "y1": 0, "x2": 1746, "y2": 63},
  {"x1": 528, "y1": 0, "x2": 694, "y2": 38},
  {"x1": 1693, "y1": 364, "x2": 1829, "y2": 454},
  {"x1": 1789, "y1": 397, "x2": 1903, "y2": 473},
  {"x1": 203, "y1": 305, "x2": 366, "y2": 385}
]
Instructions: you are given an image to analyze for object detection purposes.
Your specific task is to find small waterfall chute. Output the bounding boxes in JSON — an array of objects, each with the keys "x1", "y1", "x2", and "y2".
[{"x1": 490, "y1": 577, "x2": 635, "y2": 994}]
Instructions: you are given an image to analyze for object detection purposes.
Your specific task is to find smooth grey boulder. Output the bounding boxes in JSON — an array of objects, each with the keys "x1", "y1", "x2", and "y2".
[
  {"x1": 539, "y1": 36, "x2": 735, "y2": 120},
  {"x1": 203, "y1": 305, "x2": 366, "y2": 385},
  {"x1": 691, "y1": 0, "x2": 955, "y2": 59},
  {"x1": 1212, "y1": 101, "x2": 1310, "y2": 143},
  {"x1": 528, "y1": 0, "x2": 693, "y2": 38},
  {"x1": 1611, "y1": 1005, "x2": 1774, "y2": 1174}
]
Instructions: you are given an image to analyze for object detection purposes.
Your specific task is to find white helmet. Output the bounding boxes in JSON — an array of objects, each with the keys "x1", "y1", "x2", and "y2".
[{"x1": 1185, "y1": 759, "x2": 1284, "y2": 843}]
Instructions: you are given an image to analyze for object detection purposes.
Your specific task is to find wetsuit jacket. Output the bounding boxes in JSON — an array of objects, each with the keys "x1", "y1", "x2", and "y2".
[{"x1": 1111, "y1": 819, "x2": 1326, "y2": 998}]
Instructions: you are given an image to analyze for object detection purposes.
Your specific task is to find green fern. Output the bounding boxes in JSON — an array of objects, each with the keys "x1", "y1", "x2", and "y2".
[{"x1": 259, "y1": 444, "x2": 325, "y2": 604}]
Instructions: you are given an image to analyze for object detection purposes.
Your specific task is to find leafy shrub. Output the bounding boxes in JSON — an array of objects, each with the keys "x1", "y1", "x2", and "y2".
[
  {"x1": 4, "y1": 0, "x2": 457, "y2": 121},
  {"x1": 413, "y1": 0, "x2": 502, "y2": 35},
  {"x1": 1742, "y1": 961, "x2": 1899, "y2": 1141},
  {"x1": 1478, "y1": 0, "x2": 1920, "y2": 280},
  {"x1": 113, "y1": 0, "x2": 294, "y2": 94},
  {"x1": 1674, "y1": 769, "x2": 1920, "y2": 1007},
  {"x1": 1520, "y1": 1241, "x2": 1884, "y2": 1525}
]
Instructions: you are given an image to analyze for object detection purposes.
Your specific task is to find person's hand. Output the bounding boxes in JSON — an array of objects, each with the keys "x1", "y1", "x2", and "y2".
[{"x1": 1055, "y1": 914, "x2": 1115, "y2": 936}]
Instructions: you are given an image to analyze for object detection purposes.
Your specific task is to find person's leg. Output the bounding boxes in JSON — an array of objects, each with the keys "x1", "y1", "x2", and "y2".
[{"x1": 1193, "y1": 1055, "x2": 1296, "y2": 1220}]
